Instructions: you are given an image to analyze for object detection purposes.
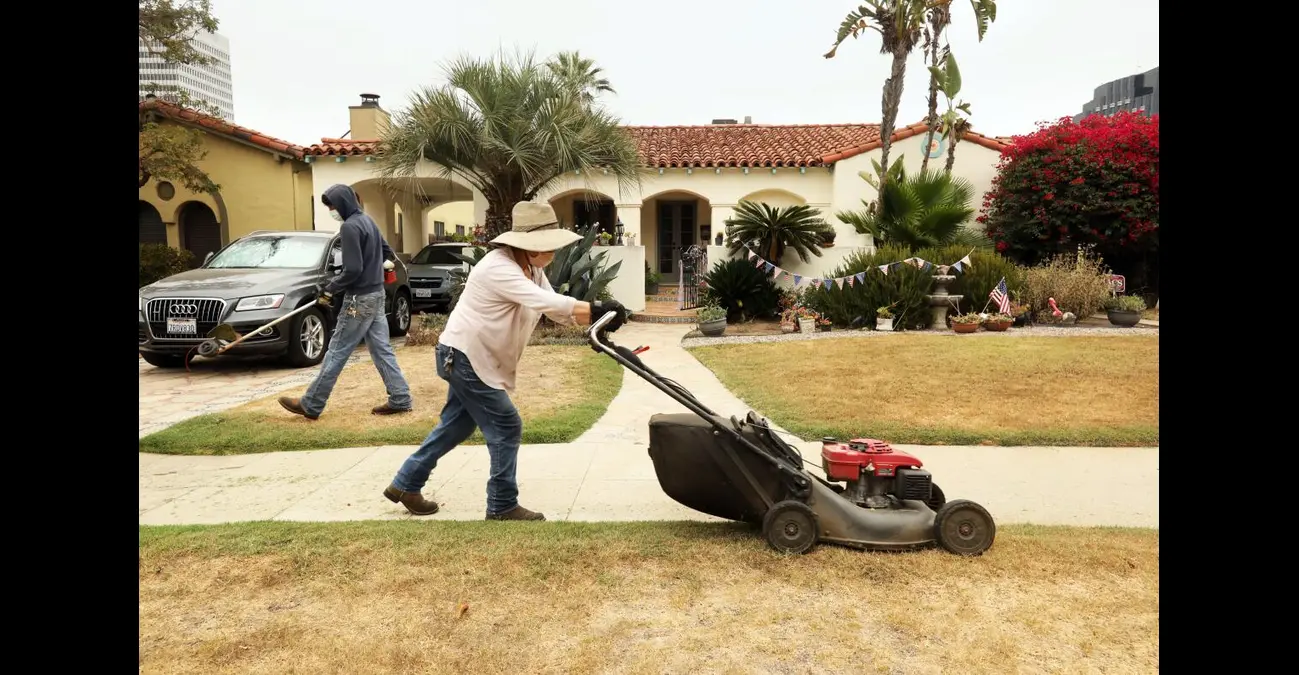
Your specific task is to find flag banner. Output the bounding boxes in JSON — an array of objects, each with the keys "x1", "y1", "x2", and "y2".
[
  {"x1": 989, "y1": 276, "x2": 1011, "y2": 314},
  {"x1": 953, "y1": 261, "x2": 963, "y2": 272},
  {"x1": 857, "y1": 272, "x2": 867, "y2": 284},
  {"x1": 793, "y1": 274, "x2": 802, "y2": 285},
  {"x1": 737, "y1": 246, "x2": 980, "y2": 288},
  {"x1": 835, "y1": 277, "x2": 845, "y2": 289},
  {"x1": 879, "y1": 264, "x2": 890, "y2": 275},
  {"x1": 763, "y1": 262, "x2": 774, "y2": 273}
]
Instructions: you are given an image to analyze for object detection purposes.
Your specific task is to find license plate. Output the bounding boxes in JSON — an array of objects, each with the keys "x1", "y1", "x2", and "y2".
[
  {"x1": 414, "y1": 288, "x2": 433, "y2": 298},
  {"x1": 167, "y1": 317, "x2": 197, "y2": 335}
]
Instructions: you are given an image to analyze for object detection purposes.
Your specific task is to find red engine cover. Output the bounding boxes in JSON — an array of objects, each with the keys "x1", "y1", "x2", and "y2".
[{"x1": 820, "y1": 438, "x2": 923, "y2": 481}]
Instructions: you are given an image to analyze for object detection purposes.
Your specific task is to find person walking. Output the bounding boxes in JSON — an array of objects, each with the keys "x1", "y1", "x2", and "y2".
[
  {"x1": 279, "y1": 184, "x2": 414, "y2": 420},
  {"x1": 383, "y1": 202, "x2": 626, "y2": 520}
]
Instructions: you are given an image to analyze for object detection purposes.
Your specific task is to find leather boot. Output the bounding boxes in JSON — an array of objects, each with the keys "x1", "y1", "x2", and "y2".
[
  {"x1": 383, "y1": 486, "x2": 440, "y2": 515},
  {"x1": 486, "y1": 505, "x2": 545, "y2": 521}
]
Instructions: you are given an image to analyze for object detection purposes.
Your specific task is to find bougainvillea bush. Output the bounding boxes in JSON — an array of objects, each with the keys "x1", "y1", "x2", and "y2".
[{"x1": 978, "y1": 112, "x2": 1158, "y2": 290}]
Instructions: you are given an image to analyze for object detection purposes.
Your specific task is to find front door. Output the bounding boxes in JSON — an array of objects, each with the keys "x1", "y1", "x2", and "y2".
[{"x1": 656, "y1": 201, "x2": 696, "y2": 283}]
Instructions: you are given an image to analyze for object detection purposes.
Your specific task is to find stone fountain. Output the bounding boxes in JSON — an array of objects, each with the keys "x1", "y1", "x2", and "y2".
[{"x1": 927, "y1": 271, "x2": 963, "y2": 330}]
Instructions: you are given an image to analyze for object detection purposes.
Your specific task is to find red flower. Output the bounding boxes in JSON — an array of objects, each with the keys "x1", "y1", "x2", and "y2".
[{"x1": 995, "y1": 241, "x2": 1008, "y2": 252}]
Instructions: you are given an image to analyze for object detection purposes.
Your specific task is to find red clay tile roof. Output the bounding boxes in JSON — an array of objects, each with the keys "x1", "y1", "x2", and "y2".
[
  {"x1": 302, "y1": 121, "x2": 1011, "y2": 166},
  {"x1": 820, "y1": 121, "x2": 1011, "y2": 163},
  {"x1": 140, "y1": 98, "x2": 307, "y2": 160}
]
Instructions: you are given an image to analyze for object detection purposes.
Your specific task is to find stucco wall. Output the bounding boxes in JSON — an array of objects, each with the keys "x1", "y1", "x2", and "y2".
[
  {"x1": 139, "y1": 121, "x2": 314, "y2": 250},
  {"x1": 426, "y1": 201, "x2": 475, "y2": 240}
]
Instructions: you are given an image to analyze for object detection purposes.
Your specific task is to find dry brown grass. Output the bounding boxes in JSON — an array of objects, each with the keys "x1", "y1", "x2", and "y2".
[
  {"x1": 691, "y1": 335, "x2": 1159, "y2": 446},
  {"x1": 138, "y1": 345, "x2": 624, "y2": 454},
  {"x1": 139, "y1": 521, "x2": 1159, "y2": 675}
]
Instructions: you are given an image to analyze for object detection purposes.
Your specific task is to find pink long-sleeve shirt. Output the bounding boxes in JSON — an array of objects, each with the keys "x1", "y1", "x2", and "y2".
[{"x1": 437, "y1": 248, "x2": 578, "y2": 392}]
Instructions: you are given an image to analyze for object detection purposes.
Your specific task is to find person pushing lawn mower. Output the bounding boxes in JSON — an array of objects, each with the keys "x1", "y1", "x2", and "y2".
[
  {"x1": 383, "y1": 201, "x2": 627, "y2": 521},
  {"x1": 278, "y1": 184, "x2": 414, "y2": 421}
]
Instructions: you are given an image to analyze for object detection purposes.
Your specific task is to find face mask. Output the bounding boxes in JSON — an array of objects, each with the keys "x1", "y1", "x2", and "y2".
[{"x1": 329, "y1": 210, "x2": 344, "y2": 222}]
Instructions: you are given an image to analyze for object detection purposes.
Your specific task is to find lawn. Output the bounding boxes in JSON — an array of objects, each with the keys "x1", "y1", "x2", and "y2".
[
  {"x1": 139, "y1": 345, "x2": 623, "y2": 455},
  {"x1": 690, "y1": 335, "x2": 1158, "y2": 446},
  {"x1": 139, "y1": 521, "x2": 1159, "y2": 674}
]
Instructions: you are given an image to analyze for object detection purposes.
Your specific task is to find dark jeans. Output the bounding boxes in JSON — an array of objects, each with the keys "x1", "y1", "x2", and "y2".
[
  {"x1": 301, "y1": 290, "x2": 411, "y2": 417},
  {"x1": 391, "y1": 343, "x2": 524, "y2": 515}
]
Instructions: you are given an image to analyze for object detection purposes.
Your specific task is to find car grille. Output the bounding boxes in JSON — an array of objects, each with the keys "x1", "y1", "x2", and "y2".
[
  {"x1": 145, "y1": 297, "x2": 228, "y2": 340},
  {"x1": 138, "y1": 327, "x2": 148, "y2": 344},
  {"x1": 410, "y1": 278, "x2": 444, "y2": 289}
]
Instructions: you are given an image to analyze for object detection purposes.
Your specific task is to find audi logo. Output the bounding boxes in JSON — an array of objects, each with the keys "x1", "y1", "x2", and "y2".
[{"x1": 168, "y1": 304, "x2": 199, "y2": 315}]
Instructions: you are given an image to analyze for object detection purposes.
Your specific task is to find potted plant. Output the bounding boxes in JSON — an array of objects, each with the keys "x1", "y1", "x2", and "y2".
[
  {"x1": 876, "y1": 305, "x2": 895, "y2": 332},
  {"x1": 951, "y1": 312, "x2": 982, "y2": 334},
  {"x1": 645, "y1": 262, "x2": 661, "y2": 295},
  {"x1": 1103, "y1": 295, "x2": 1146, "y2": 327},
  {"x1": 1008, "y1": 301, "x2": 1031, "y2": 327},
  {"x1": 816, "y1": 315, "x2": 832, "y2": 332},
  {"x1": 983, "y1": 313, "x2": 1012, "y2": 332},
  {"x1": 780, "y1": 307, "x2": 798, "y2": 333},
  {"x1": 696, "y1": 303, "x2": 728, "y2": 337},
  {"x1": 597, "y1": 231, "x2": 613, "y2": 246},
  {"x1": 794, "y1": 307, "x2": 817, "y2": 334},
  {"x1": 819, "y1": 227, "x2": 837, "y2": 248}
]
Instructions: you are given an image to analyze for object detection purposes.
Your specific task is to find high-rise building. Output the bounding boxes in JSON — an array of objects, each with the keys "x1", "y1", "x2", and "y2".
[
  {"x1": 138, "y1": 31, "x2": 235, "y2": 121},
  {"x1": 1074, "y1": 66, "x2": 1158, "y2": 122}
]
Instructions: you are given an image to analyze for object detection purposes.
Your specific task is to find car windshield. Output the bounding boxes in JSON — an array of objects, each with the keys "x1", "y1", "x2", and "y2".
[
  {"x1": 206, "y1": 236, "x2": 330, "y2": 269},
  {"x1": 411, "y1": 246, "x2": 463, "y2": 265}
]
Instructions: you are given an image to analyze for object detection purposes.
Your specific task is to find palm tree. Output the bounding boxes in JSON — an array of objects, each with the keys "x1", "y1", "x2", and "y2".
[
  {"x1": 920, "y1": 1, "x2": 997, "y2": 173},
  {"x1": 373, "y1": 51, "x2": 641, "y2": 238},
  {"x1": 835, "y1": 168, "x2": 988, "y2": 252},
  {"x1": 725, "y1": 201, "x2": 832, "y2": 266},
  {"x1": 825, "y1": 1, "x2": 997, "y2": 187},
  {"x1": 546, "y1": 50, "x2": 615, "y2": 104}
]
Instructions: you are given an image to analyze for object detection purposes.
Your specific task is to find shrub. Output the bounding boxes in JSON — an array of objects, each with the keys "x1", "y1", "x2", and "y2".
[
  {"x1": 702, "y1": 258, "x2": 781, "y2": 321},
  {"x1": 1020, "y1": 248, "x2": 1113, "y2": 319},
  {"x1": 140, "y1": 243, "x2": 194, "y2": 288},
  {"x1": 1103, "y1": 295, "x2": 1147, "y2": 312},
  {"x1": 405, "y1": 313, "x2": 447, "y2": 347},
  {"x1": 980, "y1": 112, "x2": 1159, "y2": 291},
  {"x1": 801, "y1": 244, "x2": 1024, "y2": 329}
]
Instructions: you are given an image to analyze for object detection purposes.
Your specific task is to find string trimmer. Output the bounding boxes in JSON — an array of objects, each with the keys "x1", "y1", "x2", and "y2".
[{"x1": 194, "y1": 302, "x2": 320, "y2": 358}]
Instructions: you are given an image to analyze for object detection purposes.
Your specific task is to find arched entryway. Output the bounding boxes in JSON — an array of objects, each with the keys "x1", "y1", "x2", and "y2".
[
  {"x1": 641, "y1": 190, "x2": 712, "y2": 284},
  {"x1": 548, "y1": 189, "x2": 617, "y2": 235},
  {"x1": 139, "y1": 201, "x2": 166, "y2": 245},
  {"x1": 177, "y1": 201, "x2": 222, "y2": 267}
]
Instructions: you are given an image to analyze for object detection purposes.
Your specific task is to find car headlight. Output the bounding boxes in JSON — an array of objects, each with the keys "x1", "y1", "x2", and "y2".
[{"x1": 235, "y1": 294, "x2": 285, "y2": 311}]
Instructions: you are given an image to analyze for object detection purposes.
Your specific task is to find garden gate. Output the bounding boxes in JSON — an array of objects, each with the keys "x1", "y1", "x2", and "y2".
[{"x1": 679, "y1": 245, "x2": 707, "y2": 311}]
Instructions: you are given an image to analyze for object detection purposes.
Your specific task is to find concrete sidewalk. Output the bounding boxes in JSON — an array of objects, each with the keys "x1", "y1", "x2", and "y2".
[
  {"x1": 138, "y1": 323, "x2": 1159, "y2": 528},
  {"x1": 138, "y1": 441, "x2": 1159, "y2": 527}
]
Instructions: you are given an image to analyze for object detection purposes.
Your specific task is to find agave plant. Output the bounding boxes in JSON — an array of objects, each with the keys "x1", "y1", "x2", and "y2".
[
  {"x1": 836, "y1": 168, "x2": 987, "y2": 252},
  {"x1": 724, "y1": 201, "x2": 832, "y2": 267},
  {"x1": 545, "y1": 225, "x2": 622, "y2": 302}
]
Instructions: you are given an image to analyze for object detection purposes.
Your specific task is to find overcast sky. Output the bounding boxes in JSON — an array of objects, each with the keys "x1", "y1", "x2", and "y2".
[{"x1": 210, "y1": 0, "x2": 1159, "y2": 147}]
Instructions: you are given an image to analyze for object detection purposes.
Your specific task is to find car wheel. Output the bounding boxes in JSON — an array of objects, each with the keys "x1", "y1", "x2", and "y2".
[
  {"x1": 284, "y1": 306, "x2": 329, "y2": 368},
  {"x1": 388, "y1": 290, "x2": 412, "y2": 337},
  {"x1": 140, "y1": 351, "x2": 193, "y2": 369}
]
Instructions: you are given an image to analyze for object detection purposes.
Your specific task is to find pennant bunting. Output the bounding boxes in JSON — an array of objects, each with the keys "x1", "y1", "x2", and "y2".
[
  {"x1": 763, "y1": 262, "x2": 774, "y2": 274},
  {"x1": 953, "y1": 261, "x2": 963, "y2": 273},
  {"x1": 856, "y1": 272, "x2": 867, "y2": 284},
  {"x1": 959, "y1": 254, "x2": 973, "y2": 269},
  {"x1": 879, "y1": 264, "x2": 890, "y2": 275},
  {"x1": 746, "y1": 249, "x2": 756, "y2": 261},
  {"x1": 754, "y1": 257, "x2": 765, "y2": 269},
  {"x1": 847, "y1": 275, "x2": 855, "y2": 287},
  {"x1": 835, "y1": 277, "x2": 845, "y2": 289}
]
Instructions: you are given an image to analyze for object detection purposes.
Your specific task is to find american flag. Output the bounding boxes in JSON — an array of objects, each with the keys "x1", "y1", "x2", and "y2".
[{"x1": 989, "y1": 277, "x2": 1011, "y2": 314}]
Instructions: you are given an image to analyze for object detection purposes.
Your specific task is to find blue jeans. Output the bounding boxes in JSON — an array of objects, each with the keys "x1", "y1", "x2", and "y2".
[
  {"x1": 300, "y1": 290, "x2": 412, "y2": 417},
  {"x1": 392, "y1": 343, "x2": 524, "y2": 515}
]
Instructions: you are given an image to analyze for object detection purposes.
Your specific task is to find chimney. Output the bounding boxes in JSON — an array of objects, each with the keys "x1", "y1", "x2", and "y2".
[
  {"x1": 348, "y1": 93, "x2": 390, "y2": 141},
  {"x1": 743, "y1": 115, "x2": 752, "y2": 124},
  {"x1": 711, "y1": 118, "x2": 738, "y2": 125}
]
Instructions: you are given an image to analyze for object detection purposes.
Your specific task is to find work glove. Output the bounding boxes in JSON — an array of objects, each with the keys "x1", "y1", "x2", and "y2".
[
  {"x1": 591, "y1": 299, "x2": 627, "y2": 333},
  {"x1": 315, "y1": 283, "x2": 334, "y2": 309}
]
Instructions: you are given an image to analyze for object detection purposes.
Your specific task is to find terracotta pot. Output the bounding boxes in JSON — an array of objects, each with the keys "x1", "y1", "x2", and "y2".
[
  {"x1": 952, "y1": 322, "x2": 980, "y2": 334},
  {"x1": 984, "y1": 320, "x2": 1011, "y2": 332}
]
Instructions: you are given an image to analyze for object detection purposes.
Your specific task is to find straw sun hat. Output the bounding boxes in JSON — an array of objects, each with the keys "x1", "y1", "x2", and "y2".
[{"x1": 490, "y1": 202, "x2": 583, "y2": 252}]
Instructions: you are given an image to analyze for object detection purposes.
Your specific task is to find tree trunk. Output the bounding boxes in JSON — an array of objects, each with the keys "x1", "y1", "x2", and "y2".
[
  {"x1": 944, "y1": 132, "x2": 960, "y2": 173},
  {"x1": 484, "y1": 201, "x2": 514, "y2": 239},
  {"x1": 877, "y1": 48, "x2": 909, "y2": 191},
  {"x1": 920, "y1": 53, "x2": 941, "y2": 174}
]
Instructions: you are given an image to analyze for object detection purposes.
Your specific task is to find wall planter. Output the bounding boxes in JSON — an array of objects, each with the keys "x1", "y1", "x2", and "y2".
[
  {"x1": 698, "y1": 318, "x2": 727, "y2": 337},
  {"x1": 797, "y1": 318, "x2": 815, "y2": 334},
  {"x1": 877, "y1": 317, "x2": 894, "y2": 332},
  {"x1": 1106, "y1": 309, "x2": 1142, "y2": 327}
]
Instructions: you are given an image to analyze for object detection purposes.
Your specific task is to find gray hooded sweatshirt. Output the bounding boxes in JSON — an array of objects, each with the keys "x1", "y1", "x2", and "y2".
[{"x1": 322, "y1": 183, "x2": 394, "y2": 297}]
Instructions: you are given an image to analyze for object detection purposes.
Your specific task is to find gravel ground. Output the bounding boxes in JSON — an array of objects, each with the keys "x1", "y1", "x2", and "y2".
[{"x1": 681, "y1": 324, "x2": 1158, "y2": 348}]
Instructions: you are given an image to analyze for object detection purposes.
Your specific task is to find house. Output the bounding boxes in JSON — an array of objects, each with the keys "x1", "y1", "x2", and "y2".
[
  {"x1": 138, "y1": 97, "x2": 314, "y2": 265},
  {"x1": 314, "y1": 94, "x2": 1013, "y2": 316}
]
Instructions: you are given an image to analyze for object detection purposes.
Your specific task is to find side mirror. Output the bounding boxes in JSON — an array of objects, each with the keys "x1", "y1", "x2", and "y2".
[
  {"x1": 328, "y1": 249, "x2": 342, "y2": 270},
  {"x1": 203, "y1": 251, "x2": 215, "y2": 266}
]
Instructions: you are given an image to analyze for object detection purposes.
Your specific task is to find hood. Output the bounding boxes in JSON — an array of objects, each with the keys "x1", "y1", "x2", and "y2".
[
  {"x1": 140, "y1": 267, "x2": 313, "y2": 299},
  {"x1": 323, "y1": 183, "x2": 362, "y2": 220},
  {"x1": 407, "y1": 262, "x2": 459, "y2": 278}
]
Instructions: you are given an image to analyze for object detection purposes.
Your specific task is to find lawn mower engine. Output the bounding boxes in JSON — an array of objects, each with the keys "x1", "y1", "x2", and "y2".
[{"x1": 820, "y1": 437, "x2": 942, "y2": 510}]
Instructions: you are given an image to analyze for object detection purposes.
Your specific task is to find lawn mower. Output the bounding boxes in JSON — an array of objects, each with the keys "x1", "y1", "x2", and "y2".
[{"x1": 587, "y1": 311, "x2": 995, "y2": 556}]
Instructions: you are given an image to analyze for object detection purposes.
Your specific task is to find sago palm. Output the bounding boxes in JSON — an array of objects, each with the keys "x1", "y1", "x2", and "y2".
[
  {"x1": 836, "y1": 168, "x2": 987, "y2": 252},
  {"x1": 725, "y1": 201, "x2": 831, "y2": 266},
  {"x1": 373, "y1": 50, "x2": 641, "y2": 238}
]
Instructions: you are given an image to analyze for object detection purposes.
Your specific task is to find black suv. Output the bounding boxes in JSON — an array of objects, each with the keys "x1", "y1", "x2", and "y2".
[{"x1": 138, "y1": 230, "x2": 413, "y2": 369}]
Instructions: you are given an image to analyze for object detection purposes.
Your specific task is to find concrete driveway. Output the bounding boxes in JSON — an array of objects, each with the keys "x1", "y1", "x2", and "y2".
[{"x1": 138, "y1": 338, "x2": 403, "y2": 438}]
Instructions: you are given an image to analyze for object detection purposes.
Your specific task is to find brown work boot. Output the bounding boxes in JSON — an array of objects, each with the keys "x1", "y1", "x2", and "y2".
[
  {"x1": 486, "y1": 505, "x2": 546, "y2": 521},
  {"x1": 278, "y1": 397, "x2": 318, "y2": 420},
  {"x1": 372, "y1": 403, "x2": 412, "y2": 416},
  {"x1": 383, "y1": 485, "x2": 440, "y2": 516}
]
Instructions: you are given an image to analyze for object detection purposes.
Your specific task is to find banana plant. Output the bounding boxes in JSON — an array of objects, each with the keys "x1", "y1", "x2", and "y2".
[{"x1": 927, "y1": 52, "x2": 973, "y2": 173}]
